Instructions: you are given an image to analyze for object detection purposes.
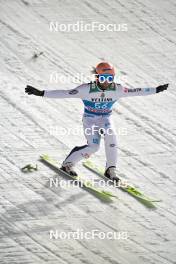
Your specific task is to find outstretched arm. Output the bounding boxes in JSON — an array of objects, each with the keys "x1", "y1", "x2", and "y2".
[
  {"x1": 25, "y1": 85, "x2": 83, "y2": 99},
  {"x1": 118, "y1": 84, "x2": 168, "y2": 98},
  {"x1": 25, "y1": 85, "x2": 44, "y2": 96}
]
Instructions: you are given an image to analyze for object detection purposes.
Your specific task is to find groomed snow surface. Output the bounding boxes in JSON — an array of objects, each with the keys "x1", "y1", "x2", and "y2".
[{"x1": 0, "y1": 0, "x2": 176, "y2": 263}]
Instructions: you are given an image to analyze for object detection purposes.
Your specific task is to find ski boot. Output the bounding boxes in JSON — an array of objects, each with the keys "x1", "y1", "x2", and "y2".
[
  {"x1": 60, "y1": 162, "x2": 78, "y2": 176},
  {"x1": 104, "y1": 166, "x2": 120, "y2": 185}
]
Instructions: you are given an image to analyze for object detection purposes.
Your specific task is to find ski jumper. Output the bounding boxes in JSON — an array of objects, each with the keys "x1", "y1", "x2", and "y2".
[{"x1": 44, "y1": 82, "x2": 156, "y2": 168}]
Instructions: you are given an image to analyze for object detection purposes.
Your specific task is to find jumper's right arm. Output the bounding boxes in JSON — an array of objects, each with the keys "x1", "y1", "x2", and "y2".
[
  {"x1": 44, "y1": 87, "x2": 82, "y2": 98},
  {"x1": 25, "y1": 85, "x2": 84, "y2": 99}
]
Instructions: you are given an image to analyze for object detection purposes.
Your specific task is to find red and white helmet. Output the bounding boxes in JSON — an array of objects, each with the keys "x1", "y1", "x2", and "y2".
[{"x1": 95, "y1": 62, "x2": 115, "y2": 76}]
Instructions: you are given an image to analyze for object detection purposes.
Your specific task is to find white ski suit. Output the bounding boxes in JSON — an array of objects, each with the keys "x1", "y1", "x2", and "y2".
[{"x1": 44, "y1": 82, "x2": 156, "y2": 168}]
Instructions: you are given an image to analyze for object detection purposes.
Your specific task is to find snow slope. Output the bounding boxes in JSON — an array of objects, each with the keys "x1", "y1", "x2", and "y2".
[{"x1": 0, "y1": 0, "x2": 176, "y2": 263}]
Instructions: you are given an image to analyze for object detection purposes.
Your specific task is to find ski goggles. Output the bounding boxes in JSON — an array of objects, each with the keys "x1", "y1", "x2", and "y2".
[{"x1": 98, "y1": 74, "x2": 114, "y2": 83}]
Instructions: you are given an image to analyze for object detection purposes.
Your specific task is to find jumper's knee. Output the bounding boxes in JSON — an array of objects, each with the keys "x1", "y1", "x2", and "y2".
[{"x1": 88, "y1": 143, "x2": 100, "y2": 154}]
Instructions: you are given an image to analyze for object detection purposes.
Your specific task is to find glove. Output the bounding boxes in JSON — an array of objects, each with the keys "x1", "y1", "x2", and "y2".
[
  {"x1": 25, "y1": 85, "x2": 44, "y2": 96},
  {"x1": 156, "y1": 84, "x2": 169, "y2": 93}
]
